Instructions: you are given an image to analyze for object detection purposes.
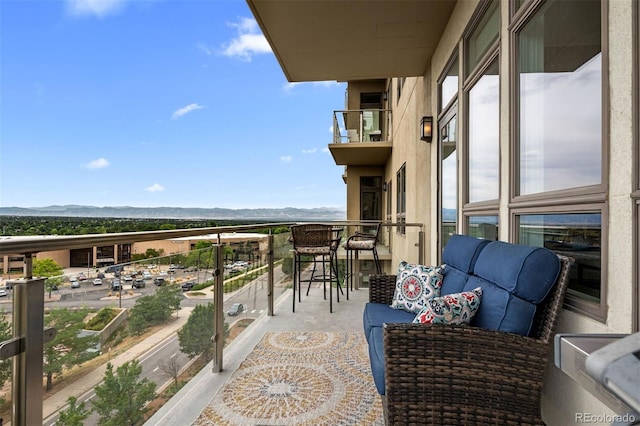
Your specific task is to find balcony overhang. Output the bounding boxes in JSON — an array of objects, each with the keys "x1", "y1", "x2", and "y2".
[
  {"x1": 246, "y1": 0, "x2": 457, "y2": 82},
  {"x1": 329, "y1": 142, "x2": 392, "y2": 166}
]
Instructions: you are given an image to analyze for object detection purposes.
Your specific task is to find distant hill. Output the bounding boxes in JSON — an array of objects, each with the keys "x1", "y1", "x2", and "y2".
[{"x1": 0, "y1": 205, "x2": 346, "y2": 221}]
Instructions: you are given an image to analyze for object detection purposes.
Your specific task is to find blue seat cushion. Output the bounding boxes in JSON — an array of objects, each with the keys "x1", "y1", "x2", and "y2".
[
  {"x1": 368, "y1": 326, "x2": 386, "y2": 395},
  {"x1": 474, "y1": 241, "x2": 560, "y2": 304},
  {"x1": 363, "y1": 302, "x2": 415, "y2": 343},
  {"x1": 440, "y1": 234, "x2": 490, "y2": 294},
  {"x1": 465, "y1": 241, "x2": 560, "y2": 336}
]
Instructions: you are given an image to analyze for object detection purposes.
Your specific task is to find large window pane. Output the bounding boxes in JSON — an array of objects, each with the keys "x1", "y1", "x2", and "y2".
[
  {"x1": 441, "y1": 56, "x2": 459, "y2": 110},
  {"x1": 468, "y1": 215, "x2": 498, "y2": 240},
  {"x1": 518, "y1": 0, "x2": 601, "y2": 195},
  {"x1": 466, "y1": 0, "x2": 500, "y2": 76},
  {"x1": 469, "y1": 60, "x2": 499, "y2": 202},
  {"x1": 440, "y1": 115, "x2": 457, "y2": 250},
  {"x1": 519, "y1": 213, "x2": 601, "y2": 303}
]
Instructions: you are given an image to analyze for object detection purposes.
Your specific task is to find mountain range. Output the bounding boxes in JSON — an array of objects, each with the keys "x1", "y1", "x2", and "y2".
[{"x1": 0, "y1": 205, "x2": 346, "y2": 220}]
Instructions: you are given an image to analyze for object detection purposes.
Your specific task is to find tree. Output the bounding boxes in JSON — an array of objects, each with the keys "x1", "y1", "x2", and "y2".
[
  {"x1": 33, "y1": 257, "x2": 64, "y2": 278},
  {"x1": 92, "y1": 360, "x2": 156, "y2": 426},
  {"x1": 44, "y1": 308, "x2": 99, "y2": 390},
  {"x1": 57, "y1": 396, "x2": 91, "y2": 426},
  {"x1": 155, "y1": 284, "x2": 182, "y2": 317},
  {"x1": 158, "y1": 357, "x2": 181, "y2": 390},
  {"x1": 0, "y1": 311, "x2": 12, "y2": 404},
  {"x1": 177, "y1": 303, "x2": 227, "y2": 363}
]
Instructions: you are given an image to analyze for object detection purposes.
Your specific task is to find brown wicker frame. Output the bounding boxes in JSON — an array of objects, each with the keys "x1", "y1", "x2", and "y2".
[{"x1": 368, "y1": 255, "x2": 573, "y2": 425}]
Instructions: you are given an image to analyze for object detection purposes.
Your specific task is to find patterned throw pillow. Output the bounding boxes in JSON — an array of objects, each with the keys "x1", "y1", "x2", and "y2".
[
  {"x1": 390, "y1": 262, "x2": 445, "y2": 313},
  {"x1": 413, "y1": 287, "x2": 483, "y2": 325}
]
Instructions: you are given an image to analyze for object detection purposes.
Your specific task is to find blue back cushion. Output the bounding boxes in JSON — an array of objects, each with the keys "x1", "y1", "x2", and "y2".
[
  {"x1": 465, "y1": 241, "x2": 560, "y2": 335},
  {"x1": 441, "y1": 234, "x2": 490, "y2": 295}
]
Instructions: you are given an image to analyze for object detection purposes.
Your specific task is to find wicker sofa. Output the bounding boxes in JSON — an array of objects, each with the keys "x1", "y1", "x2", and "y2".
[{"x1": 363, "y1": 234, "x2": 573, "y2": 425}]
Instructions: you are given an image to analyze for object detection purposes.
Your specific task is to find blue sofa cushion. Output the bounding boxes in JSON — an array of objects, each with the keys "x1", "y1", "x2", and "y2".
[
  {"x1": 440, "y1": 234, "x2": 490, "y2": 294},
  {"x1": 368, "y1": 326, "x2": 386, "y2": 395},
  {"x1": 474, "y1": 241, "x2": 560, "y2": 304},
  {"x1": 363, "y1": 302, "x2": 415, "y2": 343},
  {"x1": 464, "y1": 277, "x2": 536, "y2": 335}
]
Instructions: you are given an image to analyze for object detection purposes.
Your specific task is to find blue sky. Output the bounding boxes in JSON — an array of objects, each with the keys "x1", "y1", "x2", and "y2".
[{"x1": 0, "y1": 0, "x2": 347, "y2": 210}]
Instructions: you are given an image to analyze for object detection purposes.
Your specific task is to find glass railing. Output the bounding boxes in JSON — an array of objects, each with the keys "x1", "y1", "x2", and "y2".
[
  {"x1": 0, "y1": 220, "x2": 423, "y2": 425},
  {"x1": 332, "y1": 109, "x2": 392, "y2": 143}
]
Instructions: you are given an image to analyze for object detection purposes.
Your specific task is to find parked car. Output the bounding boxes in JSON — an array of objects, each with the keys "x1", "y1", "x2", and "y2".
[
  {"x1": 154, "y1": 277, "x2": 165, "y2": 286},
  {"x1": 0, "y1": 287, "x2": 7, "y2": 297},
  {"x1": 71, "y1": 280, "x2": 81, "y2": 289},
  {"x1": 123, "y1": 275, "x2": 133, "y2": 282},
  {"x1": 110, "y1": 279, "x2": 122, "y2": 291},
  {"x1": 77, "y1": 273, "x2": 87, "y2": 281},
  {"x1": 92, "y1": 278, "x2": 103, "y2": 286},
  {"x1": 142, "y1": 271, "x2": 152, "y2": 279},
  {"x1": 184, "y1": 266, "x2": 198, "y2": 272},
  {"x1": 227, "y1": 303, "x2": 245, "y2": 316},
  {"x1": 132, "y1": 278, "x2": 145, "y2": 289},
  {"x1": 181, "y1": 281, "x2": 196, "y2": 292},
  {"x1": 105, "y1": 265, "x2": 124, "y2": 274}
]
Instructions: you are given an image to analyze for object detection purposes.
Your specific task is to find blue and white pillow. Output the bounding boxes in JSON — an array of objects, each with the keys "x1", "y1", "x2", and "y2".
[{"x1": 390, "y1": 261, "x2": 445, "y2": 313}]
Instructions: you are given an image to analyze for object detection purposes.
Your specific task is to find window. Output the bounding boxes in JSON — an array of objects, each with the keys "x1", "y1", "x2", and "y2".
[
  {"x1": 396, "y1": 77, "x2": 406, "y2": 103},
  {"x1": 468, "y1": 59, "x2": 500, "y2": 203},
  {"x1": 465, "y1": 0, "x2": 499, "y2": 77},
  {"x1": 468, "y1": 215, "x2": 498, "y2": 240},
  {"x1": 517, "y1": 0, "x2": 602, "y2": 196},
  {"x1": 440, "y1": 113, "x2": 457, "y2": 251},
  {"x1": 518, "y1": 213, "x2": 603, "y2": 316},
  {"x1": 440, "y1": 55, "x2": 459, "y2": 112},
  {"x1": 396, "y1": 165, "x2": 406, "y2": 235},
  {"x1": 386, "y1": 179, "x2": 392, "y2": 221},
  {"x1": 512, "y1": 0, "x2": 605, "y2": 320}
]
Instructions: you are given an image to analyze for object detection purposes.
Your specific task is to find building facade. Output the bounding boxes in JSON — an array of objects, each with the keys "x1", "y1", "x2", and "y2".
[{"x1": 249, "y1": 0, "x2": 638, "y2": 423}]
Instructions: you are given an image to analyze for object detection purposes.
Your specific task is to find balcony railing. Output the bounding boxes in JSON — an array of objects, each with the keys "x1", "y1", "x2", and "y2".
[
  {"x1": 332, "y1": 109, "x2": 392, "y2": 143},
  {"x1": 0, "y1": 220, "x2": 423, "y2": 425}
]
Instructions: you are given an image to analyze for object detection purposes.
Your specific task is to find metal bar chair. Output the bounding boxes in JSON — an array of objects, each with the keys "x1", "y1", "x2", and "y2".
[{"x1": 344, "y1": 222, "x2": 382, "y2": 296}]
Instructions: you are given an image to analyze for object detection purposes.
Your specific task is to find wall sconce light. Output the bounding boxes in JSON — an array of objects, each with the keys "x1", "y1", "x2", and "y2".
[
  {"x1": 420, "y1": 116, "x2": 433, "y2": 142},
  {"x1": 382, "y1": 182, "x2": 387, "y2": 192}
]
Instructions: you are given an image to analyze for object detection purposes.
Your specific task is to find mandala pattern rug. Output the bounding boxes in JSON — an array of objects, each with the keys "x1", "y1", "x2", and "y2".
[{"x1": 193, "y1": 331, "x2": 384, "y2": 425}]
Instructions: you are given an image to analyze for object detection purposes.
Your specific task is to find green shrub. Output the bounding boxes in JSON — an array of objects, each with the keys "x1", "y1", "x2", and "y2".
[{"x1": 85, "y1": 308, "x2": 118, "y2": 331}]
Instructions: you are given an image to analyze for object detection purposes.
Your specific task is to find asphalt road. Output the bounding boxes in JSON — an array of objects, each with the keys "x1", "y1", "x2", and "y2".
[{"x1": 38, "y1": 265, "x2": 285, "y2": 425}]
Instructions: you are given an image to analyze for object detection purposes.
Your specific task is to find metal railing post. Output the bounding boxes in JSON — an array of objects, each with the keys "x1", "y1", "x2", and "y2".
[
  {"x1": 268, "y1": 234, "x2": 274, "y2": 316},
  {"x1": 212, "y1": 244, "x2": 224, "y2": 373},
  {"x1": 13, "y1": 275, "x2": 46, "y2": 425},
  {"x1": 418, "y1": 230, "x2": 425, "y2": 265}
]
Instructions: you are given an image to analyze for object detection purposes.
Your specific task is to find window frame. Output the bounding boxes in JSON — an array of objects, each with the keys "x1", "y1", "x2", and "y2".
[
  {"x1": 633, "y1": 0, "x2": 640, "y2": 332},
  {"x1": 396, "y1": 164, "x2": 406, "y2": 235},
  {"x1": 461, "y1": 0, "x2": 501, "y2": 227},
  {"x1": 508, "y1": 0, "x2": 608, "y2": 321}
]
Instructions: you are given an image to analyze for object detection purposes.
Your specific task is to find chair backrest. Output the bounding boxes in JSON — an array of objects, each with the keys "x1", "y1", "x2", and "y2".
[{"x1": 290, "y1": 224, "x2": 333, "y2": 249}]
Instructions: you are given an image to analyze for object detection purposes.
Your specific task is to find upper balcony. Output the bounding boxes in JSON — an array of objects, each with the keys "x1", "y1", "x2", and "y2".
[{"x1": 329, "y1": 109, "x2": 392, "y2": 166}]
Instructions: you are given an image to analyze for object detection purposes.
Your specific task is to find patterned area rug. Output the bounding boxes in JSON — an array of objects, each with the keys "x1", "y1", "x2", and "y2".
[{"x1": 193, "y1": 331, "x2": 383, "y2": 425}]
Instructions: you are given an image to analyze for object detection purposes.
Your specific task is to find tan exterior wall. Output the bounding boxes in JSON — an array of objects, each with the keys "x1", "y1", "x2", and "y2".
[{"x1": 353, "y1": 0, "x2": 637, "y2": 423}]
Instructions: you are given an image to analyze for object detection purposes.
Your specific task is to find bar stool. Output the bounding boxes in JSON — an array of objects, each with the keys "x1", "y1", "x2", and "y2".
[
  {"x1": 290, "y1": 224, "x2": 340, "y2": 313},
  {"x1": 344, "y1": 222, "x2": 382, "y2": 296}
]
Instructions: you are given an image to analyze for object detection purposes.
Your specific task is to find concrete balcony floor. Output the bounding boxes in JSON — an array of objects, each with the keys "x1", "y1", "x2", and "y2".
[{"x1": 147, "y1": 273, "x2": 375, "y2": 425}]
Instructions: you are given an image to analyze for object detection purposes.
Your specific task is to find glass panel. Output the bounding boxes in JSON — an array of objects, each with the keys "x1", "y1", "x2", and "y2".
[
  {"x1": 468, "y1": 60, "x2": 499, "y2": 202},
  {"x1": 518, "y1": 0, "x2": 601, "y2": 195},
  {"x1": 468, "y1": 215, "x2": 498, "y2": 240},
  {"x1": 441, "y1": 56, "x2": 459, "y2": 110},
  {"x1": 466, "y1": 0, "x2": 500, "y2": 76},
  {"x1": 519, "y1": 213, "x2": 601, "y2": 303},
  {"x1": 440, "y1": 115, "x2": 458, "y2": 251}
]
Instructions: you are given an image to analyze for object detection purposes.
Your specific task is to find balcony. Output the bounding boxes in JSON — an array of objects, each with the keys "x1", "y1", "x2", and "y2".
[
  {"x1": 329, "y1": 109, "x2": 392, "y2": 166},
  {"x1": 0, "y1": 221, "x2": 423, "y2": 425}
]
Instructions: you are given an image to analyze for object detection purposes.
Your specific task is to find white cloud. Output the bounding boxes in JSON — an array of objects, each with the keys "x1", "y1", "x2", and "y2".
[
  {"x1": 302, "y1": 148, "x2": 317, "y2": 154},
  {"x1": 172, "y1": 103, "x2": 204, "y2": 120},
  {"x1": 280, "y1": 156, "x2": 292, "y2": 163},
  {"x1": 321, "y1": 147, "x2": 330, "y2": 153},
  {"x1": 221, "y1": 17, "x2": 271, "y2": 61},
  {"x1": 196, "y1": 43, "x2": 212, "y2": 56},
  {"x1": 65, "y1": 0, "x2": 126, "y2": 18},
  {"x1": 146, "y1": 183, "x2": 165, "y2": 192},
  {"x1": 85, "y1": 158, "x2": 109, "y2": 169}
]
